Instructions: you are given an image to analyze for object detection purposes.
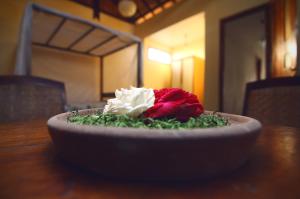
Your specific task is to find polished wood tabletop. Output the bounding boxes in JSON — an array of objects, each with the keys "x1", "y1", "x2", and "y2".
[{"x1": 0, "y1": 120, "x2": 299, "y2": 199}]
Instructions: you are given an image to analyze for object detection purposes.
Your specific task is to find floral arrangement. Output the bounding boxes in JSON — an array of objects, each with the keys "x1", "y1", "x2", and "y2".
[
  {"x1": 103, "y1": 87, "x2": 203, "y2": 121},
  {"x1": 68, "y1": 87, "x2": 228, "y2": 129}
]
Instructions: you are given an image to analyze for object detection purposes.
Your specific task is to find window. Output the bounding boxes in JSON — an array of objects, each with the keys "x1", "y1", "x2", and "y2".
[{"x1": 148, "y1": 48, "x2": 171, "y2": 64}]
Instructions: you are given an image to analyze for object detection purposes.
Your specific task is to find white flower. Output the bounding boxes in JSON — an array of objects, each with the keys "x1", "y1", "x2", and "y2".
[{"x1": 103, "y1": 87, "x2": 155, "y2": 117}]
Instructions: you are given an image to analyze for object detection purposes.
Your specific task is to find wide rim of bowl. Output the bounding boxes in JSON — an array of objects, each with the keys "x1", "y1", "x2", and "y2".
[{"x1": 47, "y1": 108, "x2": 262, "y2": 140}]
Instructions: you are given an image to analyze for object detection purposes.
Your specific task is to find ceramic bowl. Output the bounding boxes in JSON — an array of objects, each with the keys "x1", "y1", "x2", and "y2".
[{"x1": 47, "y1": 109, "x2": 261, "y2": 181}]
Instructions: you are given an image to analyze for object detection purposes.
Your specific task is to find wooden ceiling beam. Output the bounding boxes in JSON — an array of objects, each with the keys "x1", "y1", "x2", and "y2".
[
  {"x1": 141, "y1": 0, "x2": 154, "y2": 14},
  {"x1": 110, "y1": 0, "x2": 119, "y2": 5},
  {"x1": 154, "y1": 0, "x2": 164, "y2": 9},
  {"x1": 139, "y1": 0, "x2": 169, "y2": 17},
  {"x1": 70, "y1": 0, "x2": 180, "y2": 24},
  {"x1": 133, "y1": 0, "x2": 144, "y2": 18}
]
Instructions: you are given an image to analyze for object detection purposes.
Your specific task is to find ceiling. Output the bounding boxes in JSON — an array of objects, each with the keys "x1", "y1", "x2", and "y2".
[
  {"x1": 147, "y1": 12, "x2": 205, "y2": 48},
  {"x1": 71, "y1": 0, "x2": 183, "y2": 24}
]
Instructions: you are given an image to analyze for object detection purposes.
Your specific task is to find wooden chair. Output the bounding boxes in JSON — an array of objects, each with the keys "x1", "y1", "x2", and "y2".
[
  {"x1": 0, "y1": 76, "x2": 66, "y2": 123},
  {"x1": 243, "y1": 77, "x2": 300, "y2": 128}
]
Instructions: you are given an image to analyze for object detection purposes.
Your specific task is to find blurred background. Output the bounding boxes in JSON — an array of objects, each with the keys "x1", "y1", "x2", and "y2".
[{"x1": 0, "y1": 0, "x2": 299, "y2": 126}]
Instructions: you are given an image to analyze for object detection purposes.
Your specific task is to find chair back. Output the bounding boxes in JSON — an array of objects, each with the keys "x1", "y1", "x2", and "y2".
[
  {"x1": 243, "y1": 77, "x2": 300, "y2": 128},
  {"x1": 0, "y1": 76, "x2": 66, "y2": 123}
]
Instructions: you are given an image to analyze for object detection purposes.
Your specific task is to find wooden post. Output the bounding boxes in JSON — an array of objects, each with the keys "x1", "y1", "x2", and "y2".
[
  {"x1": 15, "y1": 4, "x2": 33, "y2": 75},
  {"x1": 100, "y1": 57, "x2": 103, "y2": 101},
  {"x1": 137, "y1": 42, "x2": 143, "y2": 87}
]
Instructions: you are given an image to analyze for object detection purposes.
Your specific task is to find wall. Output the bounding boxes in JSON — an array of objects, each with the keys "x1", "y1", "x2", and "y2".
[
  {"x1": 171, "y1": 40, "x2": 205, "y2": 103},
  {"x1": 171, "y1": 38, "x2": 205, "y2": 60},
  {"x1": 32, "y1": 46, "x2": 100, "y2": 104},
  {"x1": 0, "y1": 0, "x2": 26, "y2": 74},
  {"x1": 0, "y1": 0, "x2": 134, "y2": 75},
  {"x1": 144, "y1": 37, "x2": 205, "y2": 100},
  {"x1": 171, "y1": 57, "x2": 205, "y2": 103},
  {"x1": 143, "y1": 38, "x2": 171, "y2": 89},
  {"x1": 136, "y1": 0, "x2": 268, "y2": 110},
  {"x1": 103, "y1": 44, "x2": 138, "y2": 92}
]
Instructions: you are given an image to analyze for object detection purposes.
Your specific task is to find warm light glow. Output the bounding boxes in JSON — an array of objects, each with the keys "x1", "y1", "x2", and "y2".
[
  {"x1": 163, "y1": 1, "x2": 174, "y2": 9},
  {"x1": 153, "y1": 7, "x2": 163, "y2": 15},
  {"x1": 285, "y1": 53, "x2": 293, "y2": 70},
  {"x1": 285, "y1": 39, "x2": 297, "y2": 70},
  {"x1": 118, "y1": 0, "x2": 137, "y2": 18},
  {"x1": 144, "y1": 12, "x2": 154, "y2": 20},
  {"x1": 148, "y1": 48, "x2": 171, "y2": 64},
  {"x1": 136, "y1": 17, "x2": 145, "y2": 24}
]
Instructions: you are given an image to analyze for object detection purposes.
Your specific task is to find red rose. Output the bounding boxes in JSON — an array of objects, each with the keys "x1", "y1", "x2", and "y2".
[{"x1": 144, "y1": 88, "x2": 204, "y2": 122}]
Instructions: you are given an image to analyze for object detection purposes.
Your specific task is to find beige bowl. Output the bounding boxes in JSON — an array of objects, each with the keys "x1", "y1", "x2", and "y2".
[{"x1": 47, "y1": 109, "x2": 261, "y2": 181}]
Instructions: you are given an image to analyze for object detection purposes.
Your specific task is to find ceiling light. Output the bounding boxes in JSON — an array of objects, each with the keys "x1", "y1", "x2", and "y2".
[
  {"x1": 118, "y1": 0, "x2": 137, "y2": 18},
  {"x1": 153, "y1": 7, "x2": 163, "y2": 15},
  {"x1": 136, "y1": 17, "x2": 145, "y2": 25},
  {"x1": 144, "y1": 13, "x2": 154, "y2": 20},
  {"x1": 163, "y1": 1, "x2": 174, "y2": 9}
]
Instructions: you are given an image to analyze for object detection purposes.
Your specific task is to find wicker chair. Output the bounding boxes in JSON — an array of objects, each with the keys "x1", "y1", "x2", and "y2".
[
  {"x1": 243, "y1": 77, "x2": 300, "y2": 128},
  {"x1": 0, "y1": 76, "x2": 66, "y2": 123}
]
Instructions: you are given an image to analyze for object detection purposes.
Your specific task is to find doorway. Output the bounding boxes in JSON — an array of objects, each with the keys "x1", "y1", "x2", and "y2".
[{"x1": 219, "y1": 4, "x2": 271, "y2": 115}]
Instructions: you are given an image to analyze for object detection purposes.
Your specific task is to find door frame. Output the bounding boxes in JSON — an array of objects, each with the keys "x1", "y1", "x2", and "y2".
[{"x1": 219, "y1": 3, "x2": 272, "y2": 112}]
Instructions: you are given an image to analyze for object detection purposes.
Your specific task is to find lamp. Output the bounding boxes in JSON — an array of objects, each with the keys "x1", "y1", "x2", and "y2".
[{"x1": 118, "y1": 0, "x2": 137, "y2": 18}]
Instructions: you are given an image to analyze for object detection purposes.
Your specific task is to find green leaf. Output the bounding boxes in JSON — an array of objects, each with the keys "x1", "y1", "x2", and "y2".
[{"x1": 67, "y1": 113, "x2": 229, "y2": 129}]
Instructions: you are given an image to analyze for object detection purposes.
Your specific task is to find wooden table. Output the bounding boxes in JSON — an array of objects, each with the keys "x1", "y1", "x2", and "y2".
[{"x1": 0, "y1": 120, "x2": 299, "y2": 199}]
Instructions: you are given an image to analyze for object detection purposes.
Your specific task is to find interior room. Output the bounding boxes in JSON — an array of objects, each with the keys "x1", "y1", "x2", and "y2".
[
  {"x1": 1, "y1": 0, "x2": 300, "y2": 198},
  {"x1": 144, "y1": 12, "x2": 205, "y2": 102}
]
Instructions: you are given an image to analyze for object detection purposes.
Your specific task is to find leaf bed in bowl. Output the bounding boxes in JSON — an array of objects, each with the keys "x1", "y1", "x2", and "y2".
[
  {"x1": 47, "y1": 108, "x2": 261, "y2": 181},
  {"x1": 68, "y1": 112, "x2": 229, "y2": 129}
]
